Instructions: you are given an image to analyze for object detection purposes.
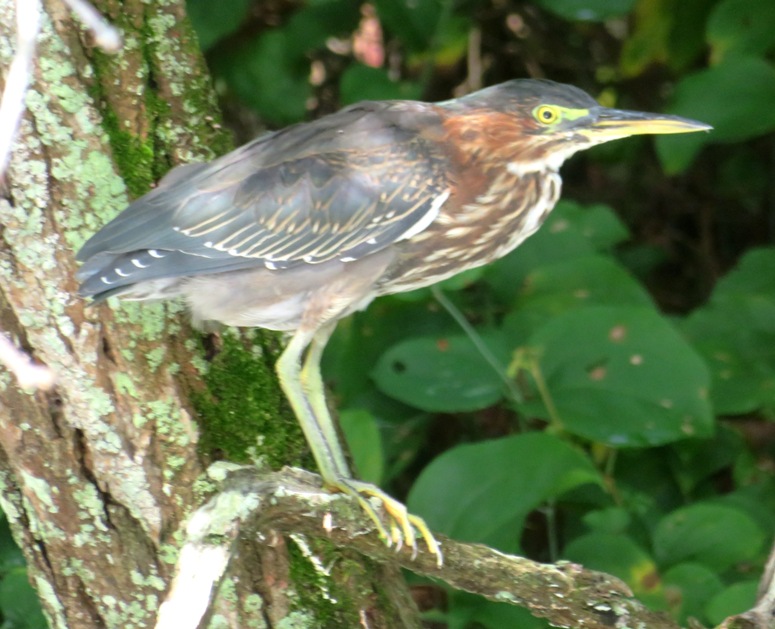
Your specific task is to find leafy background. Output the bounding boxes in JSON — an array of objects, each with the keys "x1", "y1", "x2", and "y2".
[{"x1": 5, "y1": 0, "x2": 775, "y2": 627}]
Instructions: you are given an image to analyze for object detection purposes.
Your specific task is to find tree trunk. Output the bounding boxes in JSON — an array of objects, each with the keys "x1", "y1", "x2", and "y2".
[{"x1": 0, "y1": 1, "x2": 420, "y2": 626}]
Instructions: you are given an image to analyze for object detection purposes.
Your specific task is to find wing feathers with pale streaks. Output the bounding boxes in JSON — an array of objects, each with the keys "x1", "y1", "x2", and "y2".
[{"x1": 77, "y1": 101, "x2": 451, "y2": 279}]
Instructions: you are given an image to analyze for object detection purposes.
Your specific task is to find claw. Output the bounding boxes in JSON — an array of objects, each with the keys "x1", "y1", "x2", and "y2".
[
  {"x1": 408, "y1": 513, "x2": 443, "y2": 567},
  {"x1": 350, "y1": 490, "x2": 392, "y2": 546},
  {"x1": 330, "y1": 478, "x2": 443, "y2": 567},
  {"x1": 392, "y1": 523, "x2": 403, "y2": 553}
]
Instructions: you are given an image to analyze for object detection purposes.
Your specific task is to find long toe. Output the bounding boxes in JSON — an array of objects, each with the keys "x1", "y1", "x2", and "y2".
[{"x1": 334, "y1": 478, "x2": 443, "y2": 567}]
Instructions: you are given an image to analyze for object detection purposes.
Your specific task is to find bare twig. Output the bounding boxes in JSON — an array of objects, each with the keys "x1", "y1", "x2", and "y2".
[
  {"x1": 466, "y1": 25, "x2": 483, "y2": 92},
  {"x1": 0, "y1": 0, "x2": 56, "y2": 391},
  {"x1": 160, "y1": 466, "x2": 682, "y2": 629},
  {"x1": 60, "y1": 0, "x2": 122, "y2": 52},
  {"x1": 432, "y1": 285, "x2": 524, "y2": 404},
  {"x1": 0, "y1": 0, "x2": 41, "y2": 178},
  {"x1": 0, "y1": 334, "x2": 56, "y2": 390},
  {"x1": 0, "y1": 0, "x2": 119, "y2": 391}
]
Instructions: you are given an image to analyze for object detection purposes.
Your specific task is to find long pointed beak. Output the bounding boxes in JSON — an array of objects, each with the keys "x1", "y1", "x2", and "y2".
[{"x1": 582, "y1": 108, "x2": 712, "y2": 140}]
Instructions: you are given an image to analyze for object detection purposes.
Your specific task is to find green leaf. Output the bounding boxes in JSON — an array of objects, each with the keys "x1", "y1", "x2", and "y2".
[
  {"x1": 340, "y1": 65, "x2": 422, "y2": 105},
  {"x1": 533, "y1": 0, "x2": 636, "y2": 21},
  {"x1": 563, "y1": 533, "x2": 663, "y2": 605},
  {"x1": 557, "y1": 202, "x2": 631, "y2": 251},
  {"x1": 211, "y1": 0, "x2": 360, "y2": 124},
  {"x1": 408, "y1": 433, "x2": 601, "y2": 552},
  {"x1": 618, "y1": 244, "x2": 666, "y2": 282},
  {"x1": 324, "y1": 296, "x2": 455, "y2": 411},
  {"x1": 711, "y1": 246, "x2": 775, "y2": 300},
  {"x1": 582, "y1": 507, "x2": 631, "y2": 534},
  {"x1": 445, "y1": 591, "x2": 550, "y2": 629},
  {"x1": 284, "y1": 0, "x2": 361, "y2": 52},
  {"x1": 0, "y1": 515, "x2": 24, "y2": 576},
  {"x1": 619, "y1": 0, "x2": 671, "y2": 76},
  {"x1": 668, "y1": 426, "x2": 744, "y2": 494},
  {"x1": 484, "y1": 200, "x2": 626, "y2": 302},
  {"x1": 214, "y1": 31, "x2": 310, "y2": 125},
  {"x1": 339, "y1": 409, "x2": 384, "y2": 485},
  {"x1": 662, "y1": 562, "x2": 724, "y2": 625},
  {"x1": 666, "y1": 0, "x2": 718, "y2": 71},
  {"x1": 705, "y1": 581, "x2": 760, "y2": 625},
  {"x1": 706, "y1": 0, "x2": 775, "y2": 61},
  {"x1": 615, "y1": 449, "x2": 684, "y2": 526},
  {"x1": 186, "y1": 0, "x2": 252, "y2": 50},
  {"x1": 716, "y1": 481, "x2": 775, "y2": 540},
  {"x1": 653, "y1": 503, "x2": 765, "y2": 571},
  {"x1": 522, "y1": 306, "x2": 714, "y2": 446},
  {"x1": 372, "y1": 0, "x2": 448, "y2": 51},
  {"x1": 621, "y1": 0, "x2": 714, "y2": 74},
  {"x1": 0, "y1": 567, "x2": 47, "y2": 629},
  {"x1": 502, "y1": 254, "x2": 653, "y2": 341},
  {"x1": 372, "y1": 333, "x2": 509, "y2": 412},
  {"x1": 655, "y1": 56, "x2": 775, "y2": 173},
  {"x1": 681, "y1": 247, "x2": 775, "y2": 415},
  {"x1": 436, "y1": 266, "x2": 487, "y2": 292}
]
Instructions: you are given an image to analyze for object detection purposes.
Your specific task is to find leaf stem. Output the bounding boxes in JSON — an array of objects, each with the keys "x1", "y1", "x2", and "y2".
[{"x1": 431, "y1": 286, "x2": 523, "y2": 404}]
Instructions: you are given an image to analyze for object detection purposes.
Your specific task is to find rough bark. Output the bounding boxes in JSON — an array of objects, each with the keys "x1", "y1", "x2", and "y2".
[
  {"x1": 164, "y1": 466, "x2": 685, "y2": 629},
  {"x1": 0, "y1": 1, "x2": 420, "y2": 627}
]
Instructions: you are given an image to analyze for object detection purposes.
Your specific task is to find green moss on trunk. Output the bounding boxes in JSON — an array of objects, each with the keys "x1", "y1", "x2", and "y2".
[{"x1": 193, "y1": 331, "x2": 310, "y2": 469}]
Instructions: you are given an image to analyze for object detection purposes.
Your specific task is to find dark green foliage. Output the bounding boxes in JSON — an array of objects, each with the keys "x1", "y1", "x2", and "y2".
[
  {"x1": 186, "y1": 0, "x2": 252, "y2": 50},
  {"x1": 339, "y1": 409, "x2": 384, "y2": 484},
  {"x1": 0, "y1": 516, "x2": 46, "y2": 629},
  {"x1": 339, "y1": 64, "x2": 422, "y2": 104},
  {"x1": 440, "y1": 590, "x2": 551, "y2": 629},
  {"x1": 373, "y1": 334, "x2": 510, "y2": 413},
  {"x1": 408, "y1": 433, "x2": 601, "y2": 552},
  {"x1": 705, "y1": 580, "x2": 761, "y2": 624},
  {"x1": 207, "y1": 0, "x2": 362, "y2": 124},
  {"x1": 329, "y1": 202, "x2": 773, "y2": 626},
  {"x1": 172, "y1": 1, "x2": 773, "y2": 625},
  {"x1": 656, "y1": 56, "x2": 775, "y2": 172},
  {"x1": 533, "y1": 0, "x2": 636, "y2": 21},
  {"x1": 681, "y1": 248, "x2": 775, "y2": 416}
]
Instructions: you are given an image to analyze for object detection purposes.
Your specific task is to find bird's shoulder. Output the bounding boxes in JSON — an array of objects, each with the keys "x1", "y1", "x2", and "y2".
[{"x1": 232, "y1": 99, "x2": 448, "y2": 168}]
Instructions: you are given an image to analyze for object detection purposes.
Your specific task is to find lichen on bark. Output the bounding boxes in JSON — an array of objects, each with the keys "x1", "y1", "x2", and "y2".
[{"x1": 0, "y1": 1, "x2": 422, "y2": 626}]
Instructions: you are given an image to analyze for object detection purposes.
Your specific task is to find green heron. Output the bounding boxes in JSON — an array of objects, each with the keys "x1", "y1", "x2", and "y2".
[{"x1": 77, "y1": 79, "x2": 709, "y2": 565}]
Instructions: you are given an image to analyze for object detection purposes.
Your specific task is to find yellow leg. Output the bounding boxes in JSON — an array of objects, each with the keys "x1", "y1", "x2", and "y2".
[
  {"x1": 298, "y1": 323, "x2": 347, "y2": 475},
  {"x1": 276, "y1": 327, "x2": 350, "y2": 479},
  {"x1": 276, "y1": 325, "x2": 443, "y2": 566}
]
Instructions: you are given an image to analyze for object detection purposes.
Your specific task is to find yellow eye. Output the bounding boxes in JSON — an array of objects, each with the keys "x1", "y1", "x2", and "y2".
[{"x1": 535, "y1": 105, "x2": 561, "y2": 125}]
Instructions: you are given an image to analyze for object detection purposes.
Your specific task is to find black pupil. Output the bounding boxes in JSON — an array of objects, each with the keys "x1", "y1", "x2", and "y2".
[{"x1": 542, "y1": 109, "x2": 553, "y2": 120}]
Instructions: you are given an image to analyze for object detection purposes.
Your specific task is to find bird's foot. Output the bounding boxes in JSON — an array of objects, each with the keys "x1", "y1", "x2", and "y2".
[{"x1": 329, "y1": 477, "x2": 443, "y2": 567}]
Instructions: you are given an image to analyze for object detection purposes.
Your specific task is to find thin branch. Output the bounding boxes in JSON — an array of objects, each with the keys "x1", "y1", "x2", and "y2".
[
  {"x1": 0, "y1": 1, "x2": 56, "y2": 391},
  {"x1": 60, "y1": 0, "x2": 122, "y2": 52},
  {"x1": 0, "y1": 0, "x2": 41, "y2": 178},
  {"x1": 0, "y1": 0, "x2": 118, "y2": 390},
  {"x1": 432, "y1": 285, "x2": 524, "y2": 404},
  {"x1": 161, "y1": 466, "x2": 682, "y2": 629},
  {"x1": 0, "y1": 333, "x2": 56, "y2": 390}
]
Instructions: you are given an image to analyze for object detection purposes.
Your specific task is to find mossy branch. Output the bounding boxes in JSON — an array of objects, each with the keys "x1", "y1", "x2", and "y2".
[{"x1": 164, "y1": 465, "x2": 683, "y2": 629}]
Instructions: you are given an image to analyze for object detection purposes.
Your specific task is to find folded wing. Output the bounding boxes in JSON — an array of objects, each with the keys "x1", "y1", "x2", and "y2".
[{"x1": 77, "y1": 100, "x2": 452, "y2": 298}]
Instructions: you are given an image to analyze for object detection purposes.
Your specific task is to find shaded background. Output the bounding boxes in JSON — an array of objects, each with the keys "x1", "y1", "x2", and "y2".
[{"x1": 2, "y1": 0, "x2": 774, "y2": 627}]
